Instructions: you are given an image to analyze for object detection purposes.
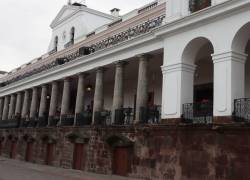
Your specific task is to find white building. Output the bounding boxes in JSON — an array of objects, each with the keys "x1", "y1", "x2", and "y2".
[{"x1": 0, "y1": 0, "x2": 249, "y2": 125}]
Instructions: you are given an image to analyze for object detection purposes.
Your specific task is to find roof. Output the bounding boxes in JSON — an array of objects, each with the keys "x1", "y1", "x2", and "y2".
[
  {"x1": 0, "y1": 0, "x2": 166, "y2": 86},
  {"x1": 50, "y1": 4, "x2": 117, "y2": 29}
]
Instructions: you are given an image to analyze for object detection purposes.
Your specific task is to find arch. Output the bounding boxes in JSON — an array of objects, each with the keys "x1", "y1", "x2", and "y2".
[
  {"x1": 65, "y1": 132, "x2": 89, "y2": 144},
  {"x1": 182, "y1": 37, "x2": 214, "y2": 65},
  {"x1": 232, "y1": 22, "x2": 250, "y2": 53},
  {"x1": 41, "y1": 134, "x2": 57, "y2": 144},
  {"x1": 22, "y1": 134, "x2": 35, "y2": 143},
  {"x1": 105, "y1": 134, "x2": 133, "y2": 147}
]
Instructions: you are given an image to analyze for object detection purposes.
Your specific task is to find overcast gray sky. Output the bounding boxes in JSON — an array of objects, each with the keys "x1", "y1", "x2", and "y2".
[{"x1": 0, "y1": 0, "x2": 153, "y2": 72}]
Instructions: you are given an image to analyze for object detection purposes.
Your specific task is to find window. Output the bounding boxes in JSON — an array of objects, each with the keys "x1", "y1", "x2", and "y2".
[
  {"x1": 54, "y1": 36, "x2": 58, "y2": 51},
  {"x1": 70, "y1": 27, "x2": 75, "y2": 44}
]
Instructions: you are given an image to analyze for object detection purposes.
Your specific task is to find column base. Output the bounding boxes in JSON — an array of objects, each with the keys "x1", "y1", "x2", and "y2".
[{"x1": 37, "y1": 117, "x2": 48, "y2": 127}]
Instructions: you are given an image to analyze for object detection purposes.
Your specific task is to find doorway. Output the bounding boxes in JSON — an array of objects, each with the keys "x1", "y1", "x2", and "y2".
[
  {"x1": 113, "y1": 146, "x2": 131, "y2": 176},
  {"x1": 72, "y1": 143, "x2": 85, "y2": 170},
  {"x1": 45, "y1": 143, "x2": 54, "y2": 165}
]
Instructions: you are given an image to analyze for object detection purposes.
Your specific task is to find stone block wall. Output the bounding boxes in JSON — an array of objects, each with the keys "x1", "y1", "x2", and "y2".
[{"x1": 0, "y1": 125, "x2": 249, "y2": 180}]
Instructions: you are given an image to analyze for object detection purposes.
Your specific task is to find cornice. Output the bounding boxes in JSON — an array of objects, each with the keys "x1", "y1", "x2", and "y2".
[{"x1": 155, "y1": 0, "x2": 250, "y2": 38}]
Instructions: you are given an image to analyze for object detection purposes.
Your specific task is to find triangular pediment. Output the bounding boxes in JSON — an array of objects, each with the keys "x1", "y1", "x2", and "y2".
[{"x1": 50, "y1": 5, "x2": 80, "y2": 28}]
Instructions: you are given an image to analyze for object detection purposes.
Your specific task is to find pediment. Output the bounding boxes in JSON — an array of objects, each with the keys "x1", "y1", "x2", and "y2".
[{"x1": 50, "y1": 5, "x2": 80, "y2": 28}]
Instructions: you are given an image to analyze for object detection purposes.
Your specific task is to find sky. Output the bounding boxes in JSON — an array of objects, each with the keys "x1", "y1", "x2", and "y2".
[{"x1": 0, "y1": 0, "x2": 153, "y2": 72}]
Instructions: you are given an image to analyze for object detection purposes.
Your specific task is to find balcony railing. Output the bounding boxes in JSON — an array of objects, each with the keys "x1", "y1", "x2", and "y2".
[
  {"x1": 114, "y1": 108, "x2": 134, "y2": 125},
  {"x1": 139, "y1": 106, "x2": 161, "y2": 124},
  {"x1": 0, "y1": 119, "x2": 20, "y2": 128},
  {"x1": 75, "y1": 112, "x2": 92, "y2": 126},
  {"x1": 234, "y1": 98, "x2": 250, "y2": 123},
  {"x1": 189, "y1": 0, "x2": 211, "y2": 13},
  {"x1": 182, "y1": 102, "x2": 213, "y2": 124},
  {"x1": 94, "y1": 111, "x2": 111, "y2": 126}
]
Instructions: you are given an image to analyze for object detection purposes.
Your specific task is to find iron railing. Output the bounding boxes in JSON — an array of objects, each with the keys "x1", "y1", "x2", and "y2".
[
  {"x1": 60, "y1": 115, "x2": 75, "y2": 126},
  {"x1": 0, "y1": 119, "x2": 20, "y2": 128},
  {"x1": 139, "y1": 106, "x2": 161, "y2": 124},
  {"x1": 114, "y1": 108, "x2": 134, "y2": 125},
  {"x1": 75, "y1": 112, "x2": 92, "y2": 126},
  {"x1": 182, "y1": 102, "x2": 213, "y2": 124},
  {"x1": 94, "y1": 111, "x2": 111, "y2": 126},
  {"x1": 234, "y1": 98, "x2": 250, "y2": 122}
]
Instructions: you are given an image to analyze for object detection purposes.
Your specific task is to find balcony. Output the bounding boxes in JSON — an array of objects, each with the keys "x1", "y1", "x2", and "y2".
[
  {"x1": 182, "y1": 102, "x2": 213, "y2": 124},
  {"x1": 234, "y1": 98, "x2": 250, "y2": 123},
  {"x1": 0, "y1": 119, "x2": 20, "y2": 128},
  {"x1": 139, "y1": 106, "x2": 161, "y2": 124},
  {"x1": 189, "y1": 0, "x2": 211, "y2": 13}
]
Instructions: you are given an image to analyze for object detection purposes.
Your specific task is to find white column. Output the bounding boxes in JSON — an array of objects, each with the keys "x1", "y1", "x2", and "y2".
[
  {"x1": 75, "y1": 73, "x2": 86, "y2": 116},
  {"x1": 21, "y1": 90, "x2": 30, "y2": 119},
  {"x1": 112, "y1": 62, "x2": 125, "y2": 123},
  {"x1": 49, "y1": 81, "x2": 59, "y2": 118},
  {"x1": 8, "y1": 94, "x2": 16, "y2": 120},
  {"x1": 15, "y1": 92, "x2": 22, "y2": 118},
  {"x1": 165, "y1": 0, "x2": 189, "y2": 23},
  {"x1": 212, "y1": 51, "x2": 247, "y2": 117},
  {"x1": 39, "y1": 85, "x2": 48, "y2": 118},
  {"x1": 92, "y1": 68, "x2": 104, "y2": 124},
  {"x1": 30, "y1": 87, "x2": 39, "y2": 119},
  {"x1": 135, "y1": 55, "x2": 150, "y2": 123},
  {"x1": 161, "y1": 63, "x2": 196, "y2": 119},
  {"x1": 60, "y1": 78, "x2": 71, "y2": 116},
  {"x1": 0, "y1": 98, "x2": 3, "y2": 120},
  {"x1": 2, "y1": 96, "x2": 10, "y2": 120}
]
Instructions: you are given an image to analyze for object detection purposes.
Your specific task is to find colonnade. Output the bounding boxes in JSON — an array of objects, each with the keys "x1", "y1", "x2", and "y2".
[{"x1": 0, "y1": 55, "x2": 152, "y2": 125}]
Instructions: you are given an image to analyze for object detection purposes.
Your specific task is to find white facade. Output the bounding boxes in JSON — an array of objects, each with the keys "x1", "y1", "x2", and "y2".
[
  {"x1": 48, "y1": 4, "x2": 117, "y2": 52},
  {"x1": 0, "y1": 0, "x2": 250, "y2": 123}
]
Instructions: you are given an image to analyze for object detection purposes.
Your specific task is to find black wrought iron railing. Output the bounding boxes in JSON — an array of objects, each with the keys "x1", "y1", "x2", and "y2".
[
  {"x1": 182, "y1": 102, "x2": 213, "y2": 124},
  {"x1": 0, "y1": 119, "x2": 20, "y2": 128},
  {"x1": 94, "y1": 111, "x2": 111, "y2": 126},
  {"x1": 48, "y1": 116, "x2": 60, "y2": 127},
  {"x1": 114, "y1": 108, "x2": 134, "y2": 125},
  {"x1": 139, "y1": 106, "x2": 161, "y2": 124},
  {"x1": 234, "y1": 98, "x2": 250, "y2": 122},
  {"x1": 60, "y1": 114, "x2": 75, "y2": 126},
  {"x1": 75, "y1": 112, "x2": 92, "y2": 126}
]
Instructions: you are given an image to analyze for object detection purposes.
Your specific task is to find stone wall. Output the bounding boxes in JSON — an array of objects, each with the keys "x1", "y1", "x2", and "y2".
[{"x1": 0, "y1": 124, "x2": 249, "y2": 180}]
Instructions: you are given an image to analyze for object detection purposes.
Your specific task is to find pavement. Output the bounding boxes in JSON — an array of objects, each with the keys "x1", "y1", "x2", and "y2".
[{"x1": 0, "y1": 157, "x2": 140, "y2": 180}]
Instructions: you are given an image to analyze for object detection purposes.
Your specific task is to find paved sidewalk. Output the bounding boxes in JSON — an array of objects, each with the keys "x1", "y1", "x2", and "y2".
[{"x1": 0, "y1": 157, "x2": 139, "y2": 180}]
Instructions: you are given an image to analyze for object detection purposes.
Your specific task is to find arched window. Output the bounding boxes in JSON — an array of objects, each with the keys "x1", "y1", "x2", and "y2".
[
  {"x1": 54, "y1": 36, "x2": 58, "y2": 51},
  {"x1": 70, "y1": 27, "x2": 75, "y2": 44}
]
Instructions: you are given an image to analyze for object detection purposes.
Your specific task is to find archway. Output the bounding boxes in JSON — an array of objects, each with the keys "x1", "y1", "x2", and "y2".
[
  {"x1": 182, "y1": 37, "x2": 214, "y2": 123},
  {"x1": 231, "y1": 22, "x2": 250, "y2": 121}
]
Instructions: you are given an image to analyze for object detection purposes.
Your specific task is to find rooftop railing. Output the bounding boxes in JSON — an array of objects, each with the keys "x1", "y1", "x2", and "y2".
[
  {"x1": 189, "y1": 0, "x2": 211, "y2": 13},
  {"x1": 0, "y1": 14, "x2": 165, "y2": 87}
]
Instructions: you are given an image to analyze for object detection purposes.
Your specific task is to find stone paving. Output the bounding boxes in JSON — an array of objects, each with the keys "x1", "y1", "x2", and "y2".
[{"x1": 0, "y1": 158, "x2": 140, "y2": 180}]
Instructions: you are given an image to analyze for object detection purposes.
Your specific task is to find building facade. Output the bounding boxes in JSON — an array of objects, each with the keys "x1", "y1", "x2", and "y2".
[{"x1": 0, "y1": 0, "x2": 250, "y2": 179}]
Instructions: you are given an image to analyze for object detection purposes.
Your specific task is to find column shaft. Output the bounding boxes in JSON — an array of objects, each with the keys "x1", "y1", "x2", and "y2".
[
  {"x1": 39, "y1": 85, "x2": 48, "y2": 118},
  {"x1": 60, "y1": 78, "x2": 71, "y2": 116},
  {"x1": 15, "y1": 92, "x2": 22, "y2": 118},
  {"x1": 112, "y1": 62, "x2": 125, "y2": 123},
  {"x1": 30, "y1": 87, "x2": 39, "y2": 119},
  {"x1": 92, "y1": 68, "x2": 104, "y2": 124},
  {"x1": 75, "y1": 74, "x2": 86, "y2": 115},
  {"x1": 21, "y1": 90, "x2": 30, "y2": 119},
  {"x1": 8, "y1": 94, "x2": 16, "y2": 120},
  {"x1": 0, "y1": 98, "x2": 4, "y2": 120},
  {"x1": 49, "y1": 81, "x2": 59, "y2": 117},
  {"x1": 135, "y1": 55, "x2": 149, "y2": 123},
  {"x1": 2, "y1": 96, "x2": 10, "y2": 120}
]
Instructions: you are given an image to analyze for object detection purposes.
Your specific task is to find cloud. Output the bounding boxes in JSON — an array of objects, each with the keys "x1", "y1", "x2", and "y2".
[{"x1": 0, "y1": 0, "x2": 153, "y2": 71}]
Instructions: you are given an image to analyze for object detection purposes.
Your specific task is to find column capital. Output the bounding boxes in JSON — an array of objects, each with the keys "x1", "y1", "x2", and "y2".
[
  {"x1": 114, "y1": 60, "x2": 128, "y2": 67},
  {"x1": 135, "y1": 54, "x2": 153, "y2": 61},
  {"x1": 161, "y1": 63, "x2": 196, "y2": 74},
  {"x1": 77, "y1": 72, "x2": 89, "y2": 78},
  {"x1": 95, "y1": 67, "x2": 106, "y2": 73},
  {"x1": 212, "y1": 51, "x2": 248, "y2": 64}
]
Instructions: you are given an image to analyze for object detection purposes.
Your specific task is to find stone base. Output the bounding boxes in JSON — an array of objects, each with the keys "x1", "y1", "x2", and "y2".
[{"x1": 0, "y1": 124, "x2": 249, "y2": 179}]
